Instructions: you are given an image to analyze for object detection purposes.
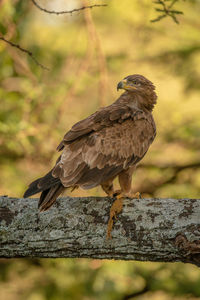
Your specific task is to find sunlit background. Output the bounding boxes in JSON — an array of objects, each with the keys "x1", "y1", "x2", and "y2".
[{"x1": 1, "y1": 0, "x2": 200, "y2": 299}]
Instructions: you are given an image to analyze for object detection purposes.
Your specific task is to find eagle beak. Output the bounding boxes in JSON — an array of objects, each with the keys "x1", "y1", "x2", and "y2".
[
  {"x1": 117, "y1": 79, "x2": 138, "y2": 91},
  {"x1": 117, "y1": 79, "x2": 127, "y2": 91}
]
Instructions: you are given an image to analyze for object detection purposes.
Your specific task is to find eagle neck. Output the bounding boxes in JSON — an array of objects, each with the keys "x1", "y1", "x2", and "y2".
[{"x1": 116, "y1": 91, "x2": 157, "y2": 112}]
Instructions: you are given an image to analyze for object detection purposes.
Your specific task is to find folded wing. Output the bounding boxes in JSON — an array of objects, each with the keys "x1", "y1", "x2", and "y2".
[{"x1": 53, "y1": 105, "x2": 156, "y2": 189}]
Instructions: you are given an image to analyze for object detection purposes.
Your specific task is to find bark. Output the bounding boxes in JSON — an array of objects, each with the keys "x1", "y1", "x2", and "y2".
[{"x1": 0, "y1": 196, "x2": 200, "y2": 266}]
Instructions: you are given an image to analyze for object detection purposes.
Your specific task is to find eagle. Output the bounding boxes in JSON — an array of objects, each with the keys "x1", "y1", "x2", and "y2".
[{"x1": 24, "y1": 74, "x2": 157, "y2": 238}]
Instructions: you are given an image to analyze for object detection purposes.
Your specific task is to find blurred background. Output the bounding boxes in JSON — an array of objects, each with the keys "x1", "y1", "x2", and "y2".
[{"x1": 0, "y1": 0, "x2": 200, "y2": 299}]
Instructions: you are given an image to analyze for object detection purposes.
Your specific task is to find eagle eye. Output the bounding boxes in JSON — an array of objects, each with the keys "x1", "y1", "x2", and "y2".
[{"x1": 132, "y1": 80, "x2": 141, "y2": 86}]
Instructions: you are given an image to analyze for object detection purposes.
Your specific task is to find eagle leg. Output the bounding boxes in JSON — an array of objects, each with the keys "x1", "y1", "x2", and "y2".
[
  {"x1": 101, "y1": 178, "x2": 115, "y2": 197},
  {"x1": 106, "y1": 166, "x2": 141, "y2": 239},
  {"x1": 118, "y1": 166, "x2": 141, "y2": 199}
]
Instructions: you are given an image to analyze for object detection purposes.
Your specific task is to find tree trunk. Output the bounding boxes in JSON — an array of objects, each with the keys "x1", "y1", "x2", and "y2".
[{"x1": 0, "y1": 196, "x2": 200, "y2": 266}]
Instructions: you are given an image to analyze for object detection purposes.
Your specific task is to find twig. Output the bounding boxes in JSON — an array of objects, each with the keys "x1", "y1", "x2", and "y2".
[
  {"x1": 136, "y1": 161, "x2": 200, "y2": 196},
  {"x1": 141, "y1": 161, "x2": 200, "y2": 171},
  {"x1": 151, "y1": 0, "x2": 183, "y2": 23},
  {"x1": 31, "y1": 0, "x2": 107, "y2": 15},
  {"x1": 0, "y1": 36, "x2": 49, "y2": 70}
]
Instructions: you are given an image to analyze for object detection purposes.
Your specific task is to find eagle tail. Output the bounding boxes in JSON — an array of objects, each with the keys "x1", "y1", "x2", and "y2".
[
  {"x1": 23, "y1": 178, "x2": 42, "y2": 198},
  {"x1": 23, "y1": 171, "x2": 65, "y2": 211},
  {"x1": 38, "y1": 183, "x2": 64, "y2": 212}
]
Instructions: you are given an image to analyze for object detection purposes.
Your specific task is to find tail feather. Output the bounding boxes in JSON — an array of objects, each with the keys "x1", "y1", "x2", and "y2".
[
  {"x1": 38, "y1": 170, "x2": 61, "y2": 190},
  {"x1": 23, "y1": 178, "x2": 43, "y2": 198},
  {"x1": 23, "y1": 171, "x2": 61, "y2": 198},
  {"x1": 24, "y1": 171, "x2": 65, "y2": 212},
  {"x1": 39, "y1": 183, "x2": 64, "y2": 212},
  {"x1": 38, "y1": 188, "x2": 49, "y2": 206}
]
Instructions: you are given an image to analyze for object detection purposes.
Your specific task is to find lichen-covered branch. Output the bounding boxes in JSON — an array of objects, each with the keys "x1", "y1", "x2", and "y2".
[{"x1": 1, "y1": 196, "x2": 200, "y2": 266}]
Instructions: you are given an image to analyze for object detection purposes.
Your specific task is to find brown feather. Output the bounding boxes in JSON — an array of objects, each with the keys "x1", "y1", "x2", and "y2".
[{"x1": 39, "y1": 183, "x2": 64, "y2": 212}]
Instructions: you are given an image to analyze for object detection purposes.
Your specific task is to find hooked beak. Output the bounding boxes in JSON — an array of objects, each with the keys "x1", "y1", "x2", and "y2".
[
  {"x1": 117, "y1": 79, "x2": 127, "y2": 91},
  {"x1": 117, "y1": 79, "x2": 138, "y2": 91}
]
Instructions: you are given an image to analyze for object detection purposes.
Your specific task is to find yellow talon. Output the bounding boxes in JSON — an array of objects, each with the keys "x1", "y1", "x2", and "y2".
[
  {"x1": 106, "y1": 191, "x2": 141, "y2": 239},
  {"x1": 134, "y1": 192, "x2": 141, "y2": 199},
  {"x1": 107, "y1": 196, "x2": 124, "y2": 239}
]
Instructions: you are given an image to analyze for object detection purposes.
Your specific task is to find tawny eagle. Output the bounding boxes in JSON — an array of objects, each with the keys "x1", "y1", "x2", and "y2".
[{"x1": 24, "y1": 74, "x2": 157, "y2": 237}]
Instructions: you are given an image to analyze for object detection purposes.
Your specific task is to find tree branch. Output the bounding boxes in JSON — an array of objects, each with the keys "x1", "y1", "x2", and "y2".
[
  {"x1": 31, "y1": 0, "x2": 107, "y2": 15},
  {"x1": 136, "y1": 162, "x2": 200, "y2": 196},
  {"x1": 141, "y1": 161, "x2": 200, "y2": 171},
  {"x1": 0, "y1": 36, "x2": 49, "y2": 70},
  {"x1": 1, "y1": 196, "x2": 200, "y2": 266}
]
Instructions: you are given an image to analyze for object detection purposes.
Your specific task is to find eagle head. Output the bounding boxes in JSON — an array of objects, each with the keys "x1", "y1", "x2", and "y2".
[
  {"x1": 117, "y1": 74, "x2": 155, "y2": 93},
  {"x1": 117, "y1": 74, "x2": 157, "y2": 111}
]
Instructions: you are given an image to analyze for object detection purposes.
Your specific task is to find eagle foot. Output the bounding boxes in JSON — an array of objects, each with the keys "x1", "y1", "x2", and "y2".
[
  {"x1": 125, "y1": 191, "x2": 141, "y2": 199},
  {"x1": 112, "y1": 189, "x2": 122, "y2": 198},
  {"x1": 113, "y1": 190, "x2": 141, "y2": 199},
  {"x1": 106, "y1": 196, "x2": 124, "y2": 239},
  {"x1": 106, "y1": 191, "x2": 141, "y2": 239}
]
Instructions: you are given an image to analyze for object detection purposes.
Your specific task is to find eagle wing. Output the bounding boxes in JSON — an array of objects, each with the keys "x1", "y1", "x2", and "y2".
[{"x1": 53, "y1": 104, "x2": 156, "y2": 189}]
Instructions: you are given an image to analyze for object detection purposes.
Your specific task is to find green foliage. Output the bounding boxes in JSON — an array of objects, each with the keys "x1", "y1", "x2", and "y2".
[
  {"x1": 1, "y1": 259, "x2": 200, "y2": 300},
  {"x1": 0, "y1": 0, "x2": 200, "y2": 299}
]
